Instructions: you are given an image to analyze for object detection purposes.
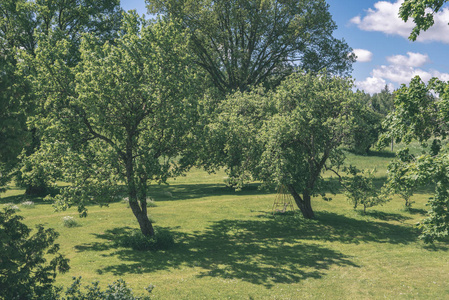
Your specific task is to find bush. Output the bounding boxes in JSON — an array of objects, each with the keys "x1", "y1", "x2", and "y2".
[
  {"x1": 62, "y1": 216, "x2": 79, "y2": 228},
  {"x1": 146, "y1": 197, "x2": 157, "y2": 207},
  {"x1": 0, "y1": 207, "x2": 70, "y2": 299},
  {"x1": 120, "y1": 228, "x2": 174, "y2": 251},
  {"x1": 4, "y1": 203, "x2": 20, "y2": 211},
  {"x1": 21, "y1": 200, "x2": 35, "y2": 208},
  {"x1": 61, "y1": 277, "x2": 153, "y2": 300},
  {"x1": 341, "y1": 166, "x2": 390, "y2": 213}
]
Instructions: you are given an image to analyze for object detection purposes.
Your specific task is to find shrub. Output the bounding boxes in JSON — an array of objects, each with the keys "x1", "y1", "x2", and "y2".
[
  {"x1": 341, "y1": 166, "x2": 390, "y2": 214},
  {"x1": 21, "y1": 200, "x2": 35, "y2": 208},
  {"x1": 0, "y1": 207, "x2": 70, "y2": 299},
  {"x1": 62, "y1": 277, "x2": 153, "y2": 300},
  {"x1": 146, "y1": 197, "x2": 157, "y2": 207},
  {"x1": 62, "y1": 216, "x2": 79, "y2": 228},
  {"x1": 4, "y1": 203, "x2": 20, "y2": 211},
  {"x1": 120, "y1": 228, "x2": 174, "y2": 251}
]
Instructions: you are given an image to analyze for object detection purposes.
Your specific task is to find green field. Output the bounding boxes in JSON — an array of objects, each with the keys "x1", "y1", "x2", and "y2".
[{"x1": 2, "y1": 150, "x2": 449, "y2": 299}]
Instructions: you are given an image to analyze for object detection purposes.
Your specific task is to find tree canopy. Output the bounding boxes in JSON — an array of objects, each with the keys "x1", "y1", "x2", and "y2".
[
  {"x1": 399, "y1": 0, "x2": 449, "y2": 41},
  {"x1": 23, "y1": 12, "x2": 200, "y2": 236},
  {"x1": 147, "y1": 0, "x2": 354, "y2": 94},
  {"x1": 0, "y1": 0, "x2": 122, "y2": 194},
  {"x1": 214, "y1": 72, "x2": 362, "y2": 218},
  {"x1": 381, "y1": 77, "x2": 449, "y2": 242},
  {"x1": 379, "y1": 0, "x2": 449, "y2": 242}
]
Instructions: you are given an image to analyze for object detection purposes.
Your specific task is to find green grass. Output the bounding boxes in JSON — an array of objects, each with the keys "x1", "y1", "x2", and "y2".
[{"x1": 2, "y1": 150, "x2": 449, "y2": 299}]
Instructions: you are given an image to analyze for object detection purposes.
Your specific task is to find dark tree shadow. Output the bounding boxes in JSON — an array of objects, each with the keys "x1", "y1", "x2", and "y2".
[
  {"x1": 0, "y1": 193, "x2": 48, "y2": 205},
  {"x1": 147, "y1": 183, "x2": 272, "y2": 202},
  {"x1": 405, "y1": 207, "x2": 428, "y2": 215},
  {"x1": 359, "y1": 210, "x2": 412, "y2": 222},
  {"x1": 73, "y1": 211, "x2": 426, "y2": 287}
]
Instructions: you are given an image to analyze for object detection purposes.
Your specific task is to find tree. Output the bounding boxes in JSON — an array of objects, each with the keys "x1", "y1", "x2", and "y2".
[
  {"x1": 370, "y1": 85, "x2": 395, "y2": 117},
  {"x1": 399, "y1": 0, "x2": 449, "y2": 41},
  {"x1": 380, "y1": 0, "x2": 449, "y2": 242},
  {"x1": 0, "y1": 0, "x2": 122, "y2": 195},
  {"x1": 23, "y1": 13, "x2": 200, "y2": 237},
  {"x1": 340, "y1": 166, "x2": 388, "y2": 214},
  {"x1": 0, "y1": 0, "x2": 35, "y2": 192},
  {"x1": 216, "y1": 72, "x2": 362, "y2": 218},
  {"x1": 147, "y1": 0, "x2": 355, "y2": 94},
  {"x1": 343, "y1": 93, "x2": 383, "y2": 155},
  {"x1": 381, "y1": 77, "x2": 449, "y2": 242},
  {"x1": 0, "y1": 207, "x2": 70, "y2": 299}
]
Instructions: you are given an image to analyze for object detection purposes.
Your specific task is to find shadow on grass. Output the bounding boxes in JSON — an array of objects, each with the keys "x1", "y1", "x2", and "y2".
[
  {"x1": 73, "y1": 211, "x2": 424, "y2": 287},
  {"x1": 0, "y1": 193, "x2": 48, "y2": 205},
  {"x1": 358, "y1": 210, "x2": 412, "y2": 222},
  {"x1": 147, "y1": 182, "x2": 273, "y2": 202},
  {"x1": 405, "y1": 207, "x2": 428, "y2": 215}
]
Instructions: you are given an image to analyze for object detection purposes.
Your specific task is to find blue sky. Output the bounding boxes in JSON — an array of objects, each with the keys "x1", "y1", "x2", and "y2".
[{"x1": 121, "y1": 0, "x2": 449, "y2": 94}]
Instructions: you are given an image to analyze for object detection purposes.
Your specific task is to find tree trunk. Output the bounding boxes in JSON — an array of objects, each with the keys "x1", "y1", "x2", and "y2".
[
  {"x1": 125, "y1": 154, "x2": 155, "y2": 237},
  {"x1": 287, "y1": 184, "x2": 315, "y2": 219}
]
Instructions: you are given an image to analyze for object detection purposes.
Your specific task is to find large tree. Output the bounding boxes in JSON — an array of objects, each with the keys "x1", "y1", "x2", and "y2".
[
  {"x1": 23, "y1": 12, "x2": 199, "y2": 237},
  {"x1": 214, "y1": 72, "x2": 362, "y2": 218},
  {"x1": 0, "y1": 0, "x2": 122, "y2": 194},
  {"x1": 147, "y1": 0, "x2": 354, "y2": 94}
]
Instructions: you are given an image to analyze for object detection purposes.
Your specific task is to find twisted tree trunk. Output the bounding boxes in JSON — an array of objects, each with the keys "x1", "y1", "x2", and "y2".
[{"x1": 287, "y1": 184, "x2": 315, "y2": 219}]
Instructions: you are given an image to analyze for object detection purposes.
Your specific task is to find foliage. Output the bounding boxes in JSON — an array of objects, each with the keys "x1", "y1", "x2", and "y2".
[
  {"x1": 340, "y1": 166, "x2": 389, "y2": 214},
  {"x1": 21, "y1": 200, "x2": 35, "y2": 209},
  {"x1": 60, "y1": 277, "x2": 153, "y2": 300},
  {"x1": 0, "y1": 207, "x2": 70, "y2": 299},
  {"x1": 343, "y1": 94, "x2": 383, "y2": 154},
  {"x1": 62, "y1": 216, "x2": 79, "y2": 228},
  {"x1": 22, "y1": 12, "x2": 200, "y2": 236},
  {"x1": 399, "y1": 0, "x2": 449, "y2": 41},
  {"x1": 383, "y1": 149, "x2": 416, "y2": 208},
  {"x1": 0, "y1": 0, "x2": 122, "y2": 195},
  {"x1": 148, "y1": 0, "x2": 354, "y2": 94},
  {"x1": 381, "y1": 76, "x2": 449, "y2": 242},
  {"x1": 369, "y1": 85, "x2": 395, "y2": 117},
  {"x1": 214, "y1": 72, "x2": 362, "y2": 218},
  {"x1": 119, "y1": 228, "x2": 175, "y2": 251},
  {"x1": 343, "y1": 86, "x2": 394, "y2": 154}
]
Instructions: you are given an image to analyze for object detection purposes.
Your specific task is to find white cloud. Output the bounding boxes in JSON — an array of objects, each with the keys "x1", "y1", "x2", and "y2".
[
  {"x1": 355, "y1": 51, "x2": 449, "y2": 93},
  {"x1": 372, "y1": 65, "x2": 433, "y2": 84},
  {"x1": 351, "y1": 0, "x2": 449, "y2": 44},
  {"x1": 386, "y1": 52, "x2": 429, "y2": 67},
  {"x1": 356, "y1": 76, "x2": 393, "y2": 94},
  {"x1": 353, "y1": 49, "x2": 373, "y2": 62},
  {"x1": 350, "y1": 16, "x2": 361, "y2": 25}
]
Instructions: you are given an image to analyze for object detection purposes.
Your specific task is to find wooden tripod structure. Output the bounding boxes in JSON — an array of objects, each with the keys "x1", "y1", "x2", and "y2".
[{"x1": 272, "y1": 185, "x2": 295, "y2": 215}]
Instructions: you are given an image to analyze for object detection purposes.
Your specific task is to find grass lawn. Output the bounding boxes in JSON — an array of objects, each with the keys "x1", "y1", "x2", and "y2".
[{"x1": 2, "y1": 149, "x2": 449, "y2": 299}]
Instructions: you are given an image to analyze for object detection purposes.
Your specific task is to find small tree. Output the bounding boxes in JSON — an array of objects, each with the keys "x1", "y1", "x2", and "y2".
[
  {"x1": 0, "y1": 207, "x2": 70, "y2": 299},
  {"x1": 340, "y1": 166, "x2": 388, "y2": 214},
  {"x1": 215, "y1": 72, "x2": 363, "y2": 218},
  {"x1": 381, "y1": 77, "x2": 449, "y2": 242}
]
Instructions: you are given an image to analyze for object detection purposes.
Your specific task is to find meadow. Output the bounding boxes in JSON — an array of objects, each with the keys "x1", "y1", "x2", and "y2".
[{"x1": 2, "y1": 148, "x2": 449, "y2": 299}]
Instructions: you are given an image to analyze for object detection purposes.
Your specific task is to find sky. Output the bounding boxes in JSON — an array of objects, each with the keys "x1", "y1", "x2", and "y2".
[{"x1": 121, "y1": 0, "x2": 449, "y2": 94}]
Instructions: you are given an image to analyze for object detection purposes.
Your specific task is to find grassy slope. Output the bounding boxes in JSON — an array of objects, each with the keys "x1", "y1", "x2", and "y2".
[{"x1": 2, "y1": 149, "x2": 449, "y2": 299}]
